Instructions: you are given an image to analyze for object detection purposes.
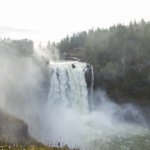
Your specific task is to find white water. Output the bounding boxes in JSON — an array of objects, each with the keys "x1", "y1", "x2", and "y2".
[
  {"x1": 43, "y1": 61, "x2": 150, "y2": 150},
  {"x1": 48, "y1": 61, "x2": 89, "y2": 114}
]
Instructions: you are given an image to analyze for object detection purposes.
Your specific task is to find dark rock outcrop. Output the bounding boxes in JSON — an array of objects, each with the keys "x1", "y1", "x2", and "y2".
[
  {"x1": 85, "y1": 64, "x2": 93, "y2": 88},
  {"x1": 72, "y1": 64, "x2": 76, "y2": 68}
]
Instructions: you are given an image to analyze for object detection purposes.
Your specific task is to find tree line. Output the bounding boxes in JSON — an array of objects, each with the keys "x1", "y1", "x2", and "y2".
[{"x1": 57, "y1": 20, "x2": 150, "y2": 102}]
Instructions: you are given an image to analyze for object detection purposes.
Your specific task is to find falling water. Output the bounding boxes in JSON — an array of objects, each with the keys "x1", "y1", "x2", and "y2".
[{"x1": 48, "y1": 61, "x2": 89, "y2": 113}]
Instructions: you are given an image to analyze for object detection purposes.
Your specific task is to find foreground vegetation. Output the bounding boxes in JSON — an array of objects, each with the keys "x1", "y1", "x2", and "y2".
[
  {"x1": 57, "y1": 20, "x2": 150, "y2": 104},
  {"x1": 0, "y1": 141, "x2": 78, "y2": 150}
]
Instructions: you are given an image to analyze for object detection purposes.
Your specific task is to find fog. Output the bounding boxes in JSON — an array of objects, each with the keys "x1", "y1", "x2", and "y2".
[
  {"x1": 0, "y1": 43, "x2": 50, "y2": 138},
  {"x1": 0, "y1": 41, "x2": 148, "y2": 149}
]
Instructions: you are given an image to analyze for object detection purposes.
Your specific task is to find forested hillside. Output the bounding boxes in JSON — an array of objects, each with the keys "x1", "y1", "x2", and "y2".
[{"x1": 57, "y1": 20, "x2": 150, "y2": 103}]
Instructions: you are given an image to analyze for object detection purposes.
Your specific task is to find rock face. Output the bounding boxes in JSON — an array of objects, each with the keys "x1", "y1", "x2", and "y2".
[
  {"x1": 0, "y1": 109, "x2": 37, "y2": 144},
  {"x1": 85, "y1": 64, "x2": 93, "y2": 88}
]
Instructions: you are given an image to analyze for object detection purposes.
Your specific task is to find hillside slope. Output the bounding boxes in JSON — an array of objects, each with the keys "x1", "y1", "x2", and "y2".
[{"x1": 0, "y1": 109, "x2": 37, "y2": 144}]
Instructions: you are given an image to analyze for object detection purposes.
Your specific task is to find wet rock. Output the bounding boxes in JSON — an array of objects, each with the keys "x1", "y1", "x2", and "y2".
[
  {"x1": 85, "y1": 64, "x2": 93, "y2": 88},
  {"x1": 72, "y1": 64, "x2": 76, "y2": 68}
]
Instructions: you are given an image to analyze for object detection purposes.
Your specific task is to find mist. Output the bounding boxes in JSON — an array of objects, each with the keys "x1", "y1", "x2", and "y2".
[
  {"x1": 0, "y1": 40, "x2": 50, "y2": 140},
  {"x1": 0, "y1": 39, "x2": 149, "y2": 149}
]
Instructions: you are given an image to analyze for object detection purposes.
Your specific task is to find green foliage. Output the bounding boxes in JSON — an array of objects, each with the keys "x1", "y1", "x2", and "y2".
[{"x1": 58, "y1": 32, "x2": 87, "y2": 52}]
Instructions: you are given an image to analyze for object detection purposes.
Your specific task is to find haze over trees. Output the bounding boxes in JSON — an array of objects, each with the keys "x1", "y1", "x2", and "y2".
[{"x1": 57, "y1": 20, "x2": 150, "y2": 102}]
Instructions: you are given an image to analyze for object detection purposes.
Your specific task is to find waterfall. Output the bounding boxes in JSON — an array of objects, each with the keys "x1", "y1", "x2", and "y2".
[
  {"x1": 1, "y1": 45, "x2": 149, "y2": 150},
  {"x1": 41, "y1": 60, "x2": 148, "y2": 150},
  {"x1": 47, "y1": 61, "x2": 89, "y2": 114}
]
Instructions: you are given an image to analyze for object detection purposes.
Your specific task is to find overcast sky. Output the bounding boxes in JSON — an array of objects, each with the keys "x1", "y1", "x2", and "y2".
[{"x1": 0, "y1": 0, "x2": 150, "y2": 43}]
